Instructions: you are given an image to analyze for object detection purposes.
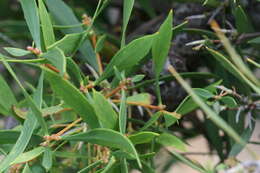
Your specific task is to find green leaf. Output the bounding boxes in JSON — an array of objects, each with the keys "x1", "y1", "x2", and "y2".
[
  {"x1": 220, "y1": 96, "x2": 237, "y2": 108},
  {"x1": 164, "y1": 88, "x2": 214, "y2": 127},
  {"x1": 139, "y1": 112, "x2": 162, "y2": 131},
  {"x1": 48, "y1": 32, "x2": 84, "y2": 56},
  {"x1": 119, "y1": 89, "x2": 127, "y2": 134},
  {"x1": 156, "y1": 133, "x2": 186, "y2": 151},
  {"x1": 45, "y1": 0, "x2": 98, "y2": 70},
  {"x1": 38, "y1": 0, "x2": 55, "y2": 48},
  {"x1": 248, "y1": 36, "x2": 260, "y2": 44},
  {"x1": 0, "y1": 74, "x2": 17, "y2": 115},
  {"x1": 4, "y1": 47, "x2": 31, "y2": 57},
  {"x1": 22, "y1": 164, "x2": 32, "y2": 173},
  {"x1": 0, "y1": 130, "x2": 42, "y2": 145},
  {"x1": 128, "y1": 132, "x2": 159, "y2": 145},
  {"x1": 131, "y1": 75, "x2": 145, "y2": 83},
  {"x1": 0, "y1": 69, "x2": 45, "y2": 172},
  {"x1": 62, "y1": 128, "x2": 141, "y2": 168},
  {"x1": 78, "y1": 160, "x2": 103, "y2": 173},
  {"x1": 176, "y1": 88, "x2": 214, "y2": 115},
  {"x1": 20, "y1": 0, "x2": 41, "y2": 49},
  {"x1": 168, "y1": 65, "x2": 245, "y2": 147},
  {"x1": 101, "y1": 156, "x2": 117, "y2": 173},
  {"x1": 95, "y1": 35, "x2": 107, "y2": 53},
  {"x1": 42, "y1": 147, "x2": 52, "y2": 171},
  {"x1": 93, "y1": 91, "x2": 118, "y2": 129},
  {"x1": 168, "y1": 150, "x2": 207, "y2": 173},
  {"x1": 97, "y1": 34, "x2": 154, "y2": 84},
  {"x1": 206, "y1": 47, "x2": 260, "y2": 94},
  {"x1": 121, "y1": 0, "x2": 135, "y2": 47},
  {"x1": 152, "y1": 10, "x2": 173, "y2": 77},
  {"x1": 11, "y1": 147, "x2": 45, "y2": 165},
  {"x1": 66, "y1": 58, "x2": 83, "y2": 86},
  {"x1": 40, "y1": 47, "x2": 66, "y2": 76},
  {"x1": 43, "y1": 67, "x2": 100, "y2": 129},
  {"x1": 127, "y1": 93, "x2": 151, "y2": 104},
  {"x1": 234, "y1": 5, "x2": 254, "y2": 33}
]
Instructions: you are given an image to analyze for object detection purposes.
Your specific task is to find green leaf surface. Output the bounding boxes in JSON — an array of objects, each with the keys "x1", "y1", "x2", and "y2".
[
  {"x1": 48, "y1": 32, "x2": 84, "y2": 56},
  {"x1": 0, "y1": 65, "x2": 46, "y2": 172},
  {"x1": 0, "y1": 75, "x2": 17, "y2": 115},
  {"x1": 168, "y1": 150, "x2": 207, "y2": 173},
  {"x1": 42, "y1": 147, "x2": 53, "y2": 171},
  {"x1": 66, "y1": 58, "x2": 83, "y2": 86},
  {"x1": 168, "y1": 65, "x2": 245, "y2": 147},
  {"x1": 38, "y1": 0, "x2": 55, "y2": 48},
  {"x1": 62, "y1": 128, "x2": 141, "y2": 167},
  {"x1": 4, "y1": 47, "x2": 31, "y2": 57},
  {"x1": 248, "y1": 36, "x2": 260, "y2": 44},
  {"x1": 45, "y1": 0, "x2": 98, "y2": 70},
  {"x1": 43, "y1": 67, "x2": 100, "y2": 128},
  {"x1": 152, "y1": 10, "x2": 173, "y2": 77},
  {"x1": 165, "y1": 88, "x2": 214, "y2": 127},
  {"x1": 220, "y1": 96, "x2": 237, "y2": 108},
  {"x1": 119, "y1": 89, "x2": 127, "y2": 134},
  {"x1": 0, "y1": 130, "x2": 42, "y2": 145},
  {"x1": 234, "y1": 5, "x2": 254, "y2": 33},
  {"x1": 97, "y1": 34, "x2": 154, "y2": 84},
  {"x1": 11, "y1": 147, "x2": 45, "y2": 165},
  {"x1": 22, "y1": 164, "x2": 32, "y2": 173},
  {"x1": 139, "y1": 112, "x2": 162, "y2": 131},
  {"x1": 206, "y1": 47, "x2": 260, "y2": 94},
  {"x1": 121, "y1": 0, "x2": 135, "y2": 47},
  {"x1": 128, "y1": 132, "x2": 159, "y2": 145},
  {"x1": 40, "y1": 47, "x2": 66, "y2": 76},
  {"x1": 229, "y1": 122, "x2": 255, "y2": 157},
  {"x1": 156, "y1": 133, "x2": 186, "y2": 151},
  {"x1": 95, "y1": 35, "x2": 107, "y2": 53},
  {"x1": 20, "y1": 0, "x2": 41, "y2": 49},
  {"x1": 93, "y1": 91, "x2": 118, "y2": 129},
  {"x1": 127, "y1": 93, "x2": 151, "y2": 104}
]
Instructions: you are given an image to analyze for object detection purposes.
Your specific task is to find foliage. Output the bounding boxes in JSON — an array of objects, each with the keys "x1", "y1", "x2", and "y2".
[{"x1": 0, "y1": 0, "x2": 259, "y2": 172}]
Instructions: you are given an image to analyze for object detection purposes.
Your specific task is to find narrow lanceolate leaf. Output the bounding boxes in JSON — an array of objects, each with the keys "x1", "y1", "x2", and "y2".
[
  {"x1": 62, "y1": 128, "x2": 142, "y2": 168},
  {"x1": 139, "y1": 112, "x2": 162, "y2": 131},
  {"x1": 234, "y1": 5, "x2": 254, "y2": 33},
  {"x1": 43, "y1": 67, "x2": 100, "y2": 128},
  {"x1": 45, "y1": 0, "x2": 98, "y2": 70},
  {"x1": 11, "y1": 147, "x2": 45, "y2": 165},
  {"x1": 168, "y1": 65, "x2": 245, "y2": 146},
  {"x1": 168, "y1": 150, "x2": 207, "y2": 173},
  {"x1": 20, "y1": 0, "x2": 41, "y2": 49},
  {"x1": 38, "y1": 0, "x2": 55, "y2": 48},
  {"x1": 47, "y1": 32, "x2": 84, "y2": 56},
  {"x1": 119, "y1": 89, "x2": 127, "y2": 134},
  {"x1": 156, "y1": 133, "x2": 186, "y2": 151},
  {"x1": 128, "y1": 132, "x2": 159, "y2": 145},
  {"x1": 4, "y1": 47, "x2": 31, "y2": 57},
  {"x1": 210, "y1": 21, "x2": 259, "y2": 87},
  {"x1": 0, "y1": 130, "x2": 42, "y2": 145},
  {"x1": 0, "y1": 65, "x2": 45, "y2": 172},
  {"x1": 40, "y1": 47, "x2": 66, "y2": 76},
  {"x1": 0, "y1": 75, "x2": 17, "y2": 115},
  {"x1": 93, "y1": 91, "x2": 118, "y2": 129},
  {"x1": 121, "y1": 0, "x2": 135, "y2": 47},
  {"x1": 42, "y1": 147, "x2": 53, "y2": 171},
  {"x1": 152, "y1": 10, "x2": 173, "y2": 77},
  {"x1": 97, "y1": 34, "x2": 155, "y2": 84},
  {"x1": 206, "y1": 47, "x2": 260, "y2": 94}
]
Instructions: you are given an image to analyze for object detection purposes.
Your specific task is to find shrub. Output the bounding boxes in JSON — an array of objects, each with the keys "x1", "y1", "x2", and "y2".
[{"x1": 0, "y1": 0, "x2": 259, "y2": 172}]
